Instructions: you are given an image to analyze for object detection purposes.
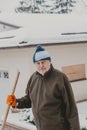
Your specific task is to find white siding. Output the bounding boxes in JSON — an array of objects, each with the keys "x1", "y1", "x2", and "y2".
[{"x1": 0, "y1": 43, "x2": 87, "y2": 120}]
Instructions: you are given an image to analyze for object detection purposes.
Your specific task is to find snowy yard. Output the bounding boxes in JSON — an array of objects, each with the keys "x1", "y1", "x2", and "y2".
[
  {"x1": 0, "y1": 101, "x2": 87, "y2": 130},
  {"x1": 77, "y1": 101, "x2": 87, "y2": 129}
]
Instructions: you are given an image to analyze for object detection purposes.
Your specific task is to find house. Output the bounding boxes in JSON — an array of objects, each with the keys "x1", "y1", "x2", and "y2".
[
  {"x1": 0, "y1": 20, "x2": 20, "y2": 32},
  {"x1": 0, "y1": 13, "x2": 87, "y2": 123}
]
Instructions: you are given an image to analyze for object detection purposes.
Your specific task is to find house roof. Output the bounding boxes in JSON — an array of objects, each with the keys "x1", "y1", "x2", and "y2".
[
  {"x1": 0, "y1": 13, "x2": 87, "y2": 48},
  {"x1": 0, "y1": 20, "x2": 20, "y2": 29}
]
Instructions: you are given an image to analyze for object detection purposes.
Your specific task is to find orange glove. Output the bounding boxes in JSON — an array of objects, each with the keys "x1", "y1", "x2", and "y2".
[{"x1": 6, "y1": 94, "x2": 16, "y2": 107}]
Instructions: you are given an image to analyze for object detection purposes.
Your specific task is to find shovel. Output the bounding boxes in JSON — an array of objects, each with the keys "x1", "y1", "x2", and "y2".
[{"x1": 1, "y1": 71, "x2": 20, "y2": 130}]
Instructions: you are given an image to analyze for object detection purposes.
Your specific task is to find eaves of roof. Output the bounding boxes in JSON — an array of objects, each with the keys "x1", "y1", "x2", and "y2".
[{"x1": 0, "y1": 13, "x2": 87, "y2": 49}]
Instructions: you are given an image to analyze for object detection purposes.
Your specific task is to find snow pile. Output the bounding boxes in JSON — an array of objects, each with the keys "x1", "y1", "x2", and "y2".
[
  {"x1": 2, "y1": 108, "x2": 36, "y2": 130},
  {"x1": 1, "y1": 101, "x2": 87, "y2": 129},
  {"x1": 77, "y1": 101, "x2": 87, "y2": 129}
]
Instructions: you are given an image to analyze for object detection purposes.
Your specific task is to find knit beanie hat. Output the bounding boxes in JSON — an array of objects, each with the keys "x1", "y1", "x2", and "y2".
[{"x1": 33, "y1": 45, "x2": 51, "y2": 63}]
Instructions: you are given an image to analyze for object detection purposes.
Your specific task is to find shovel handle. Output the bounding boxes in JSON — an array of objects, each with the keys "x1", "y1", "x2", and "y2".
[{"x1": 1, "y1": 71, "x2": 20, "y2": 130}]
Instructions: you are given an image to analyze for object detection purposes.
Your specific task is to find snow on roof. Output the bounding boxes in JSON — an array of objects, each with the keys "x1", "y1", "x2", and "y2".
[{"x1": 0, "y1": 13, "x2": 87, "y2": 48}]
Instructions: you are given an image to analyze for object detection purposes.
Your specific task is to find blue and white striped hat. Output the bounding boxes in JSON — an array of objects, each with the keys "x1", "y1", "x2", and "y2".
[{"x1": 33, "y1": 45, "x2": 51, "y2": 63}]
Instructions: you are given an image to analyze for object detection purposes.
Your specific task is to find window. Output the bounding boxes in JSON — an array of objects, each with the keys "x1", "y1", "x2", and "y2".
[{"x1": 0, "y1": 71, "x2": 9, "y2": 79}]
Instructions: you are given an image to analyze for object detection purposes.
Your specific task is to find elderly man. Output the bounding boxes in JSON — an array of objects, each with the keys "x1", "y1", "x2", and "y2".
[{"x1": 7, "y1": 45, "x2": 80, "y2": 130}]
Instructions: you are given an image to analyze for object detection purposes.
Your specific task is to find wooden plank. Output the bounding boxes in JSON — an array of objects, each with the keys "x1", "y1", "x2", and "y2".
[
  {"x1": 62, "y1": 64, "x2": 86, "y2": 82},
  {"x1": 4, "y1": 122, "x2": 29, "y2": 130}
]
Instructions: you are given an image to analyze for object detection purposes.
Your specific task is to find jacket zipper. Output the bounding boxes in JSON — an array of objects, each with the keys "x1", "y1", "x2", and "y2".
[{"x1": 37, "y1": 76, "x2": 43, "y2": 129}]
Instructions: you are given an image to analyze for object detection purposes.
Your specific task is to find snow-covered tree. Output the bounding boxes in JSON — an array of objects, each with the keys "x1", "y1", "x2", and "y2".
[{"x1": 15, "y1": 0, "x2": 77, "y2": 13}]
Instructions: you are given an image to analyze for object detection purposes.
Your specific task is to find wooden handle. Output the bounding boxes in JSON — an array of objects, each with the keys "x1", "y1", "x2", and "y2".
[{"x1": 1, "y1": 71, "x2": 20, "y2": 130}]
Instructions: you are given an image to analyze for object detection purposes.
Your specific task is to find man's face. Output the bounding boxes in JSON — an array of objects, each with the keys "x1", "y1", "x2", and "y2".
[{"x1": 35, "y1": 60, "x2": 51, "y2": 75}]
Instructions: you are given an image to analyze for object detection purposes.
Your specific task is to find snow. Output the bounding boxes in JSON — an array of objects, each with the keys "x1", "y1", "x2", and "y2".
[
  {"x1": 1, "y1": 101, "x2": 87, "y2": 129},
  {"x1": 77, "y1": 101, "x2": 87, "y2": 128},
  {"x1": 72, "y1": 0, "x2": 87, "y2": 14},
  {"x1": 0, "y1": 0, "x2": 87, "y2": 14},
  {"x1": 0, "y1": 13, "x2": 87, "y2": 48},
  {"x1": 0, "y1": 1, "x2": 87, "y2": 129},
  {"x1": 2, "y1": 108, "x2": 36, "y2": 130},
  {"x1": 0, "y1": 0, "x2": 19, "y2": 13},
  {"x1": 0, "y1": 0, "x2": 87, "y2": 48}
]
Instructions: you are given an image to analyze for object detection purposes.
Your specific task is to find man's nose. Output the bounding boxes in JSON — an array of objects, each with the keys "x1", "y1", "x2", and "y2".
[{"x1": 39, "y1": 63, "x2": 43, "y2": 67}]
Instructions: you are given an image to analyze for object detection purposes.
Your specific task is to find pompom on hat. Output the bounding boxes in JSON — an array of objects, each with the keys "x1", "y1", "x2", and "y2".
[{"x1": 33, "y1": 45, "x2": 51, "y2": 63}]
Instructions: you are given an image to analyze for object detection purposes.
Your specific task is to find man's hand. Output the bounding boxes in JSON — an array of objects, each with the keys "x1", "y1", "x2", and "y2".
[{"x1": 6, "y1": 94, "x2": 16, "y2": 107}]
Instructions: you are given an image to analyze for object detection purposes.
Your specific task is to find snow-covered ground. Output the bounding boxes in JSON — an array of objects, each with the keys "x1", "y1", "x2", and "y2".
[
  {"x1": 77, "y1": 101, "x2": 87, "y2": 129},
  {"x1": 1, "y1": 101, "x2": 87, "y2": 129}
]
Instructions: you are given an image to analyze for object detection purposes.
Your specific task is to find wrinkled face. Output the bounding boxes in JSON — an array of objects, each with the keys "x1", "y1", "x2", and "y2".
[{"x1": 35, "y1": 60, "x2": 51, "y2": 75}]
